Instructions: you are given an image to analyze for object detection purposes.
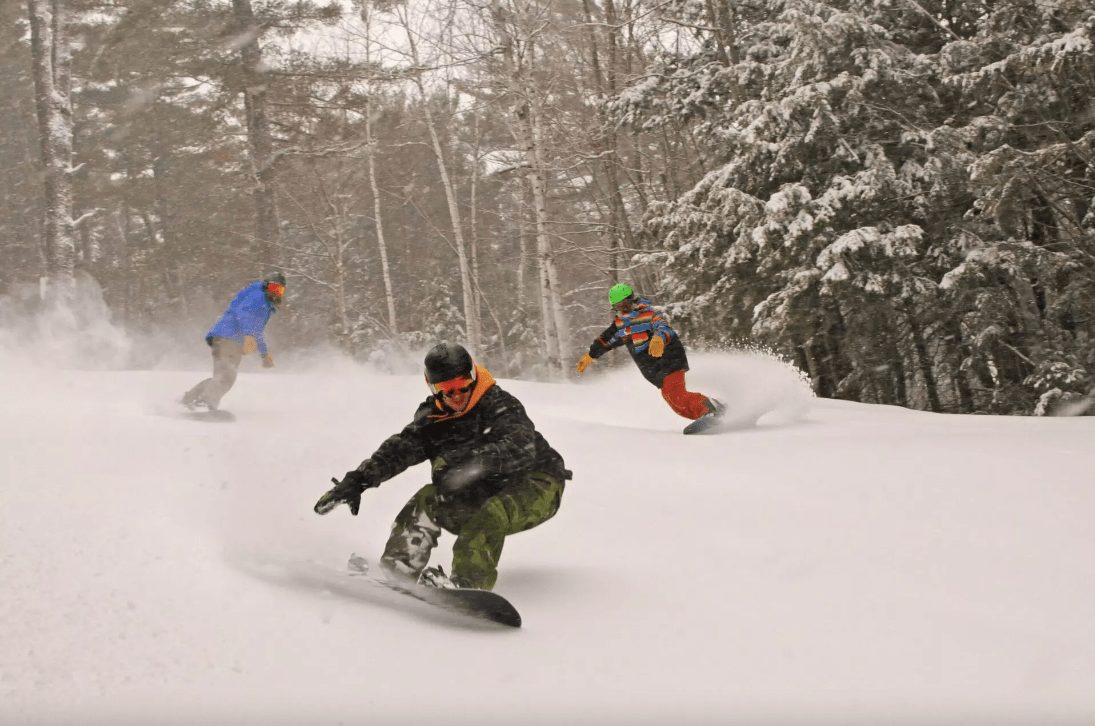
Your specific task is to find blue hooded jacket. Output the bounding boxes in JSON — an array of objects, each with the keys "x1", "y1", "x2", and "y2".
[{"x1": 206, "y1": 281, "x2": 277, "y2": 356}]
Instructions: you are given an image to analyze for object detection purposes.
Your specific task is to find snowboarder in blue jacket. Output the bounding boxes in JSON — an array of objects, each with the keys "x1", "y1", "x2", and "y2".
[{"x1": 182, "y1": 273, "x2": 285, "y2": 410}]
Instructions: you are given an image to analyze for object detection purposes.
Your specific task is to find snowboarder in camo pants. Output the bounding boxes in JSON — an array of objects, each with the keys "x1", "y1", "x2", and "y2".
[
  {"x1": 576, "y1": 283, "x2": 724, "y2": 425},
  {"x1": 313, "y1": 342, "x2": 571, "y2": 591}
]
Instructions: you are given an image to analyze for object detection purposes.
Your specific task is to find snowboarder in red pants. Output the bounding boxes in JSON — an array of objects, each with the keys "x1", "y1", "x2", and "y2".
[{"x1": 576, "y1": 283, "x2": 724, "y2": 432}]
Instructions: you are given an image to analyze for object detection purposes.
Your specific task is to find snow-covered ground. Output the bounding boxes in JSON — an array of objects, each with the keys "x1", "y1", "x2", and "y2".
[{"x1": 2, "y1": 344, "x2": 1094, "y2": 725}]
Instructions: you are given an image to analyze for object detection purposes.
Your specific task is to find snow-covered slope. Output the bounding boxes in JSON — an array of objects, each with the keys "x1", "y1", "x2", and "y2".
[{"x1": 2, "y1": 351, "x2": 1093, "y2": 725}]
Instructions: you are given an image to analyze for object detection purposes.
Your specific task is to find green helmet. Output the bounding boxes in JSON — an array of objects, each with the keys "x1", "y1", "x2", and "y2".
[{"x1": 608, "y1": 283, "x2": 634, "y2": 306}]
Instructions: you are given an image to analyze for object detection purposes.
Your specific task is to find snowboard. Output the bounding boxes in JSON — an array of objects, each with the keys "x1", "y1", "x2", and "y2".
[
  {"x1": 177, "y1": 398, "x2": 235, "y2": 422},
  {"x1": 180, "y1": 408, "x2": 235, "y2": 423},
  {"x1": 683, "y1": 409, "x2": 764, "y2": 435},
  {"x1": 346, "y1": 555, "x2": 522, "y2": 628},
  {"x1": 683, "y1": 412, "x2": 722, "y2": 435}
]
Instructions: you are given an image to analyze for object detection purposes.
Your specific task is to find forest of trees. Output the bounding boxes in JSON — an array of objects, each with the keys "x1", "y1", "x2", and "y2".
[{"x1": 2, "y1": 0, "x2": 1093, "y2": 414}]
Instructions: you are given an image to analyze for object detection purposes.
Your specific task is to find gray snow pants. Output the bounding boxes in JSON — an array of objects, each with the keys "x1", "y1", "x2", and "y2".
[{"x1": 183, "y1": 337, "x2": 243, "y2": 409}]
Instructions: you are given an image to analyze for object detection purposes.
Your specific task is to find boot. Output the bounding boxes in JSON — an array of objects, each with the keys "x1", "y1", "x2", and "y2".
[
  {"x1": 180, "y1": 393, "x2": 216, "y2": 411},
  {"x1": 417, "y1": 565, "x2": 459, "y2": 589}
]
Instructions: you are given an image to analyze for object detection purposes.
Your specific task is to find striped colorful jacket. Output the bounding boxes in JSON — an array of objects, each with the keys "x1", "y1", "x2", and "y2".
[{"x1": 586, "y1": 298, "x2": 689, "y2": 388}]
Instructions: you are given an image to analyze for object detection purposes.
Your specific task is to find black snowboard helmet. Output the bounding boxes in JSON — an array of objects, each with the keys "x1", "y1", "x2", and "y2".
[
  {"x1": 424, "y1": 342, "x2": 475, "y2": 385},
  {"x1": 264, "y1": 272, "x2": 286, "y2": 286}
]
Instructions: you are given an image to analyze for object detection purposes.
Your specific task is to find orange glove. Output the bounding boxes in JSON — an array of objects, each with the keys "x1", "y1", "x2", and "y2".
[
  {"x1": 575, "y1": 353, "x2": 593, "y2": 374},
  {"x1": 648, "y1": 335, "x2": 665, "y2": 358},
  {"x1": 242, "y1": 336, "x2": 258, "y2": 354},
  {"x1": 262, "y1": 354, "x2": 275, "y2": 368}
]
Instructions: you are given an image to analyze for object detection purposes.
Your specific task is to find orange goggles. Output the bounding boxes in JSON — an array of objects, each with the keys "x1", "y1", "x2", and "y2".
[
  {"x1": 266, "y1": 282, "x2": 285, "y2": 297},
  {"x1": 430, "y1": 376, "x2": 474, "y2": 399}
]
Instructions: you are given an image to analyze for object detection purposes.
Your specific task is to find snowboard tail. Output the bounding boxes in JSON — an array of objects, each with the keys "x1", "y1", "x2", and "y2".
[
  {"x1": 683, "y1": 403, "x2": 762, "y2": 435},
  {"x1": 182, "y1": 409, "x2": 235, "y2": 422},
  {"x1": 348, "y1": 556, "x2": 521, "y2": 628},
  {"x1": 683, "y1": 414, "x2": 720, "y2": 434},
  {"x1": 177, "y1": 397, "x2": 234, "y2": 422}
]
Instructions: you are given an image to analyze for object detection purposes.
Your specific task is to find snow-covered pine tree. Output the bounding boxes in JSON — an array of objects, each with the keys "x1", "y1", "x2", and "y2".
[
  {"x1": 614, "y1": 0, "x2": 1095, "y2": 414},
  {"x1": 621, "y1": 0, "x2": 944, "y2": 405},
  {"x1": 928, "y1": 0, "x2": 1095, "y2": 413}
]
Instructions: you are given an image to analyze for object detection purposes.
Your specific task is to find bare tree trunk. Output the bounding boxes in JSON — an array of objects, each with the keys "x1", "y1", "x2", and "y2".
[
  {"x1": 489, "y1": 3, "x2": 567, "y2": 375},
  {"x1": 702, "y1": 0, "x2": 739, "y2": 64},
  {"x1": 151, "y1": 123, "x2": 189, "y2": 317},
  {"x1": 399, "y1": 11, "x2": 482, "y2": 356},
  {"x1": 1010, "y1": 277, "x2": 1046, "y2": 360},
  {"x1": 334, "y1": 200, "x2": 352, "y2": 346},
  {"x1": 512, "y1": 89, "x2": 562, "y2": 370},
  {"x1": 359, "y1": 6, "x2": 398, "y2": 337},
  {"x1": 517, "y1": 183, "x2": 529, "y2": 307},
  {"x1": 943, "y1": 319, "x2": 976, "y2": 412},
  {"x1": 904, "y1": 305, "x2": 942, "y2": 412},
  {"x1": 580, "y1": 0, "x2": 635, "y2": 279},
  {"x1": 305, "y1": 159, "x2": 354, "y2": 346},
  {"x1": 26, "y1": 0, "x2": 75, "y2": 297},
  {"x1": 526, "y1": 99, "x2": 569, "y2": 373},
  {"x1": 470, "y1": 111, "x2": 483, "y2": 338},
  {"x1": 113, "y1": 207, "x2": 133, "y2": 324},
  {"x1": 421, "y1": 88, "x2": 482, "y2": 356},
  {"x1": 364, "y1": 97, "x2": 398, "y2": 335},
  {"x1": 232, "y1": 0, "x2": 281, "y2": 266}
]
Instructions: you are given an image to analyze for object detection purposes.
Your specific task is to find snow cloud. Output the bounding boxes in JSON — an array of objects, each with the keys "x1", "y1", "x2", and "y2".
[{"x1": 0, "y1": 274, "x2": 132, "y2": 371}]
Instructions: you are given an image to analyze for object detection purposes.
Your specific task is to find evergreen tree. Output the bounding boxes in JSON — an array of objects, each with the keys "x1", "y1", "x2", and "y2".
[{"x1": 617, "y1": 0, "x2": 1095, "y2": 414}]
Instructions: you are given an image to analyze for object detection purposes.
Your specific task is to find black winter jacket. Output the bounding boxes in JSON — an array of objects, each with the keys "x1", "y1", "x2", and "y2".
[{"x1": 356, "y1": 366, "x2": 567, "y2": 503}]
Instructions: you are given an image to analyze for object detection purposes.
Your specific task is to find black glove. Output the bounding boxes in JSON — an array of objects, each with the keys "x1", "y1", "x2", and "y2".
[{"x1": 314, "y1": 469, "x2": 376, "y2": 516}]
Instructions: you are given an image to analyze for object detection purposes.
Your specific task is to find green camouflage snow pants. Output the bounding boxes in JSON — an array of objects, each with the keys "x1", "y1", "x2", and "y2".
[{"x1": 380, "y1": 471, "x2": 565, "y2": 591}]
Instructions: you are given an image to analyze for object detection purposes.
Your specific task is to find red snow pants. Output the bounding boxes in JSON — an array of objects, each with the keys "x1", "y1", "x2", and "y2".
[{"x1": 659, "y1": 369, "x2": 711, "y2": 420}]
